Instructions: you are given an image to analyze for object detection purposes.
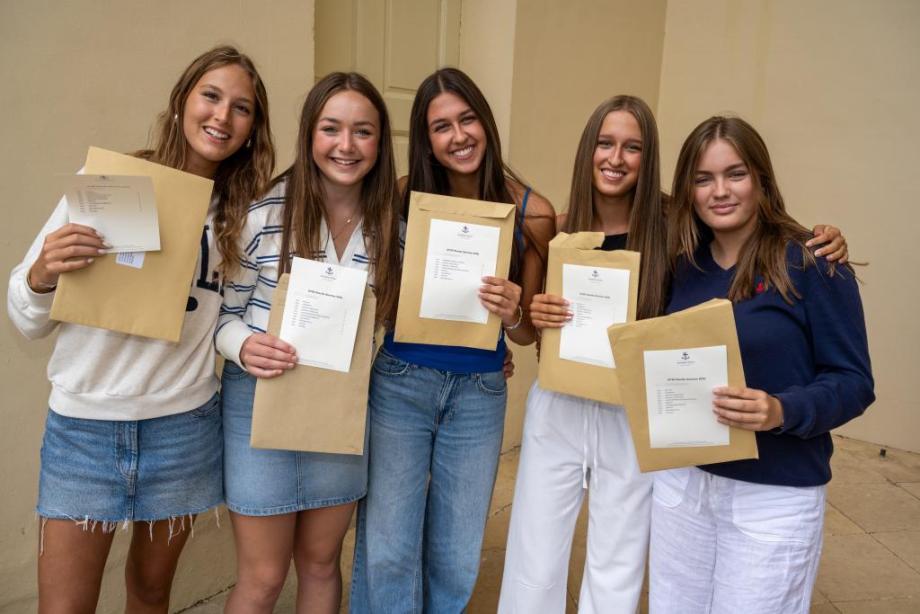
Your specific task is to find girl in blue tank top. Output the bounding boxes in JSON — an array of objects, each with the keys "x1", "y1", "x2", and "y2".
[{"x1": 350, "y1": 67, "x2": 555, "y2": 613}]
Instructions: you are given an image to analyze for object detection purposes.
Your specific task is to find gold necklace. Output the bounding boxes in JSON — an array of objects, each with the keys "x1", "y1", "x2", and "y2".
[{"x1": 331, "y1": 215, "x2": 357, "y2": 241}]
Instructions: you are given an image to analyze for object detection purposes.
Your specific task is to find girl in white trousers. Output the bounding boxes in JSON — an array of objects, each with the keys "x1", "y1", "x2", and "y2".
[{"x1": 499, "y1": 99, "x2": 848, "y2": 614}]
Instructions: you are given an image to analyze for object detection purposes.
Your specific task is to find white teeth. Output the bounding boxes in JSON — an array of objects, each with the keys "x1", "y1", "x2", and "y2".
[
  {"x1": 601, "y1": 169, "x2": 625, "y2": 179},
  {"x1": 204, "y1": 127, "x2": 230, "y2": 140},
  {"x1": 332, "y1": 158, "x2": 358, "y2": 166},
  {"x1": 452, "y1": 145, "x2": 474, "y2": 158}
]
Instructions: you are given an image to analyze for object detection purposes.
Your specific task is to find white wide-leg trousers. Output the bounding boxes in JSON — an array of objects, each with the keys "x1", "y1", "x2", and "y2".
[
  {"x1": 649, "y1": 466, "x2": 826, "y2": 614},
  {"x1": 499, "y1": 383, "x2": 653, "y2": 614}
]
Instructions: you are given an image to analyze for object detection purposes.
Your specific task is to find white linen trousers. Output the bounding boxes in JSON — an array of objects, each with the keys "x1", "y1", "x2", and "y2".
[
  {"x1": 499, "y1": 383, "x2": 653, "y2": 613},
  {"x1": 649, "y1": 466, "x2": 826, "y2": 614}
]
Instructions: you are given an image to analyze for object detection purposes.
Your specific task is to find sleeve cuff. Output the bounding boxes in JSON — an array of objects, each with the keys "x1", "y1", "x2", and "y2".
[
  {"x1": 773, "y1": 391, "x2": 802, "y2": 436},
  {"x1": 13, "y1": 271, "x2": 55, "y2": 311},
  {"x1": 215, "y1": 321, "x2": 253, "y2": 371}
]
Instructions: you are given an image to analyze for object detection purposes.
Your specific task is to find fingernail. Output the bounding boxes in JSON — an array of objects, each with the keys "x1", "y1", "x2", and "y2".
[
  {"x1": 97, "y1": 248, "x2": 107, "y2": 254},
  {"x1": 86, "y1": 258, "x2": 94, "y2": 263},
  {"x1": 102, "y1": 242, "x2": 113, "y2": 249}
]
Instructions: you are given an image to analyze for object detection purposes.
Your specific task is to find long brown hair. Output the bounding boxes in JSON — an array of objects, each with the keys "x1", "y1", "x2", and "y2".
[
  {"x1": 277, "y1": 72, "x2": 401, "y2": 326},
  {"x1": 137, "y1": 46, "x2": 274, "y2": 277},
  {"x1": 562, "y1": 95, "x2": 669, "y2": 320},
  {"x1": 669, "y1": 116, "x2": 833, "y2": 304},
  {"x1": 405, "y1": 67, "x2": 541, "y2": 283}
]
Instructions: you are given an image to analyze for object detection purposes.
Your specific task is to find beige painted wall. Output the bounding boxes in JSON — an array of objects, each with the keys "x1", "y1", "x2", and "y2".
[
  {"x1": 656, "y1": 0, "x2": 920, "y2": 453},
  {"x1": 0, "y1": 2, "x2": 313, "y2": 611},
  {"x1": 509, "y1": 0, "x2": 668, "y2": 209},
  {"x1": 458, "y1": 0, "x2": 518, "y2": 153}
]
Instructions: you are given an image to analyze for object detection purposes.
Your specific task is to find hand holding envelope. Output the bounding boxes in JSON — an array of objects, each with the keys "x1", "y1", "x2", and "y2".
[
  {"x1": 537, "y1": 232, "x2": 640, "y2": 404},
  {"x1": 50, "y1": 147, "x2": 213, "y2": 342},
  {"x1": 395, "y1": 191, "x2": 516, "y2": 350},
  {"x1": 607, "y1": 298, "x2": 758, "y2": 472}
]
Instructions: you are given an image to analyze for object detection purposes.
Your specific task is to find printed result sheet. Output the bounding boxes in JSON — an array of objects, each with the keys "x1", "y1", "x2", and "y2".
[
  {"x1": 643, "y1": 345, "x2": 730, "y2": 448},
  {"x1": 279, "y1": 257, "x2": 367, "y2": 372},
  {"x1": 418, "y1": 219, "x2": 499, "y2": 324},
  {"x1": 64, "y1": 174, "x2": 160, "y2": 252},
  {"x1": 559, "y1": 263, "x2": 631, "y2": 368}
]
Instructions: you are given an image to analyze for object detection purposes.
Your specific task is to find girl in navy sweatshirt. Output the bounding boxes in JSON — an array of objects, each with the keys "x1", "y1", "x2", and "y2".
[{"x1": 649, "y1": 116, "x2": 874, "y2": 613}]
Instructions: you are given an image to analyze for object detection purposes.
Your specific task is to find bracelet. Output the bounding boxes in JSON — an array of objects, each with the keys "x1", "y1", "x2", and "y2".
[
  {"x1": 503, "y1": 305, "x2": 524, "y2": 331},
  {"x1": 26, "y1": 271, "x2": 56, "y2": 294}
]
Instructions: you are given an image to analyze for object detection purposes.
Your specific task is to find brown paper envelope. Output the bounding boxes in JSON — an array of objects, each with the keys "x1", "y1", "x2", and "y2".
[
  {"x1": 538, "y1": 232, "x2": 641, "y2": 404},
  {"x1": 250, "y1": 275, "x2": 376, "y2": 455},
  {"x1": 50, "y1": 147, "x2": 213, "y2": 342},
  {"x1": 394, "y1": 191, "x2": 515, "y2": 350},
  {"x1": 608, "y1": 299, "x2": 758, "y2": 472}
]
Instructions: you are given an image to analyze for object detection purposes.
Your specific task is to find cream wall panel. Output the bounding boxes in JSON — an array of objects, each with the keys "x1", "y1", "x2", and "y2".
[
  {"x1": 315, "y1": 0, "x2": 357, "y2": 79},
  {"x1": 656, "y1": 0, "x2": 920, "y2": 452},
  {"x1": 509, "y1": 0, "x2": 668, "y2": 210},
  {"x1": 458, "y1": 0, "x2": 517, "y2": 165},
  {"x1": 0, "y1": 2, "x2": 314, "y2": 611}
]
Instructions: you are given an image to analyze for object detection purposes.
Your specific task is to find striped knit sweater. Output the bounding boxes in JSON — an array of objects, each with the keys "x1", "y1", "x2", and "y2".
[{"x1": 216, "y1": 179, "x2": 401, "y2": 369}]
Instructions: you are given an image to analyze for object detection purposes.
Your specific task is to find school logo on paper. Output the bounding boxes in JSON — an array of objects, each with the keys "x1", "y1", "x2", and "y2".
[
  {"x1": 462, "y1": 225, "x2": 470, "y2": 234},
  {"x1": 321, "y1": 266, "x2": 337, "y2": 281},
  {"x1": 682, "y1": 352, "x2": 690, "y2": 360},
  {"x1": 592, "y1": 270, "x2": 599, "y2": 278}
]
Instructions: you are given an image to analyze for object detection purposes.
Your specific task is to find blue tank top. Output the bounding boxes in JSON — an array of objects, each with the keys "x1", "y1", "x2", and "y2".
[{"x1": 383, "y1": 188, "x2": 532, "y2": 373}]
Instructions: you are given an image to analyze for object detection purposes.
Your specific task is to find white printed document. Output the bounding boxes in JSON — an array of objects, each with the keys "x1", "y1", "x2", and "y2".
[
  {"x1": 559, "y1": 263, "x2": 630, "y2": 368},
  {"x1": 64, "y1": 174, "x2": 160, "y2": 252},
  {"x1": 418, "y1": 219, "x2": 499, "y2": 323},
  {"x1": 279, "y1": 257, "x2": 368, "y2": 372},
  {"x1": 643, "y1": 345, "x2": 730, "y2": 448}
]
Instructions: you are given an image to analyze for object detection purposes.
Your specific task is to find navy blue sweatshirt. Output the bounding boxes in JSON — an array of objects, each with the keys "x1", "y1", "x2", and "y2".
[{"x1": 666, "y1": 242, "x2": 874, "y2": 487}]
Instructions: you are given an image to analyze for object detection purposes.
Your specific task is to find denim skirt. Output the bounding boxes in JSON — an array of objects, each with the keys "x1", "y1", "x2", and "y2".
[
  {"x1": 37, "y1": 393, "x2": 223, "y2": 523},
  {"x1": 221, "y1": 361, "x2": 368, "y2": 516}
]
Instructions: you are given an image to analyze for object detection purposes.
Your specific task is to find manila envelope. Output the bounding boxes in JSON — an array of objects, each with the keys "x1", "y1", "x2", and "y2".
[
  {"x1": 607, "y1": 298, "x2": 758, "y2": 472},
  {"x1": 538, "y1": 232, "x2": 640, "y2": 404},
  {"x1": 394, "y1": 191, "x2": 515, "y2": 350},
  {"x1": 250, "y1": 274, "x2": 377, "y2": 455},
  {"x1": 50, "y1": 147, "x2": 213, "y2": 342}
]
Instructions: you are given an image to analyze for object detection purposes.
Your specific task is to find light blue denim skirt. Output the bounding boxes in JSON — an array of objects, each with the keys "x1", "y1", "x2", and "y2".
[
  {"x1": 37, "y1": 393, "x2": 223, "y2": 523},
  {"x1": 221, "y1": 361, "x2": 368, "y2": 516}
]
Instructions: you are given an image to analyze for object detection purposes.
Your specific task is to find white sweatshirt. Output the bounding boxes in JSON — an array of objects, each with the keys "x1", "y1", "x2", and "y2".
[{"x1": 7, "y1": 197, "x2": 223, "y2": 420}]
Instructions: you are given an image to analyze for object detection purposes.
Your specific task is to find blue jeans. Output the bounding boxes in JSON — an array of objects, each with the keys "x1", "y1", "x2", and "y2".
[{"x1": 350, "y1": 349, "x2": 507, "y2": 613}]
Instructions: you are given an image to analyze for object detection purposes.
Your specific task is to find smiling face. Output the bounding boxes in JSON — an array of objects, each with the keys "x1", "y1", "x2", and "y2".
[
  {"x1": 692, "y1": 138, "x2": 758, "y2": 238},
  {"x1": 181, "y1": 63, "x2": 256, "y2": 178},
  {"x1": 592, "y1": 110, "x2": 642, "y2": 201},
  {"x1": 426, "y1": 91, "x2": 487, "y2": 177},
  {"x1": 312, "y1": 90, "x2": 381, "y2": 190}
]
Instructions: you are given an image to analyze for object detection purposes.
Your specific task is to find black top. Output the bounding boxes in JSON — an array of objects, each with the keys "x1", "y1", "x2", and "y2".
[{"x1": 600, "y1": 233, "x2": 628, "y2": 251}]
